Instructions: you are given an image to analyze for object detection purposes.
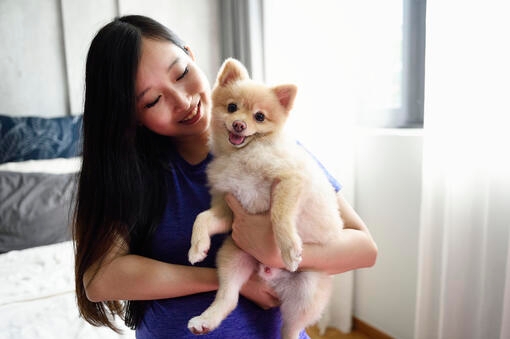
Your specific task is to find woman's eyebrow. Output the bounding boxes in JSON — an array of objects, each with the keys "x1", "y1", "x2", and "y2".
[
  {"x1": 136, "y1": 57, "x2": 181, "y2": 101},
  {"x1": 167, "y1": 57, "x2": 180, "y2": 72}
]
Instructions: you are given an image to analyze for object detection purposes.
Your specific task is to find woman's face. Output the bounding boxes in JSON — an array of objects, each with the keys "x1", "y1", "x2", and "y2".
[{"x1": 135, "y1": 38, "x2": 211, "y2": 138}]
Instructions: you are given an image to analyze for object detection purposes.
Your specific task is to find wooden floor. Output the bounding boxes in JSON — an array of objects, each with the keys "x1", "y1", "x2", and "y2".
[{"x1": 306, "y1": 325, "x2": 369, "y2": 339}]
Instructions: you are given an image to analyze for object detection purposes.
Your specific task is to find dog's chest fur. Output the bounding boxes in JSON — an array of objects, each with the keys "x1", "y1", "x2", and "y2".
[{"x1": 207, "y1": 139, "x2": 294, "y2": 214}]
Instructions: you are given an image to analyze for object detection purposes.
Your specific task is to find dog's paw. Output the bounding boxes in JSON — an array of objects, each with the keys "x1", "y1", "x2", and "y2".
[
  {"x1": 188, "y1": 316, "x2": 215, "y2": 335},
  {"x1": 282, "y1": 249, "x2": 302, "y2": 272},
  {"x1": 280, "y1": 237, "x2": 303, "y2": 272},
  {"x1": 188, "y1": 238, "x2": 210, "y2": 265}
]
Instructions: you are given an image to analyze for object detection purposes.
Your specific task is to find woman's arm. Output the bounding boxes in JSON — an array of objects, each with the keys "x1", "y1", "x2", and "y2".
[
  {"x1": 83, "y1": 237, "x2": 216, "y2": 302},
  {"x1": 300, "y1": 193, "x2": 377, "y2": 274},
  {"x1": 84, "y1": 236, "x2": 279, "y2": 308},
  {"x1": 227, "y1": 191, "x2": 378, "y2": 275}
]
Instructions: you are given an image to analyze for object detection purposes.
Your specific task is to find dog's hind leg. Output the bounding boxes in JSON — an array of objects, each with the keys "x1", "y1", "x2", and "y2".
[{"x1": 188, "y1": 237, "x2": 257, "y2": 335}]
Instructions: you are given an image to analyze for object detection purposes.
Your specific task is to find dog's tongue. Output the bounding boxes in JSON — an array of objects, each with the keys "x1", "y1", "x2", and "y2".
[{"x1": 229, "y1": 132, "x2": 245, "y2": 145}]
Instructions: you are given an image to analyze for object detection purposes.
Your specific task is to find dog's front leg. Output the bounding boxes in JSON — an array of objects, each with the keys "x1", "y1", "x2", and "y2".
[
  {"x1": 271, "y1": 174, "x2": 305, "y2": 272},
  {"x1": 188, "y1": 195, "x2": 232, "y2": 265},
  {"x1": 188, "y1": 237, "x2": 257, "y2": 334}
]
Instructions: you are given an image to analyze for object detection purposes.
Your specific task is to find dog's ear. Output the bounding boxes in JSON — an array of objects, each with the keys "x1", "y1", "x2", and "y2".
[
  {"x1": 216, "y1": 58, "x2": 250, "y2": 87},
  {"x1": 273, "y1": 84, "x2": 298, "y2": 112}
]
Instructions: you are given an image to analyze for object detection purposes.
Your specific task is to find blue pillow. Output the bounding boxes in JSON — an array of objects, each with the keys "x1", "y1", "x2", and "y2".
[{"x1": 0, "y1": 115, "x2": 82, "y2": 164}]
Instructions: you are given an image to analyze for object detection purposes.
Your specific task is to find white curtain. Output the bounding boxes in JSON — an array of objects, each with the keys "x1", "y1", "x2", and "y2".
[{"x1": 415, "y1": 1, "x2": 510, "y2": 339}]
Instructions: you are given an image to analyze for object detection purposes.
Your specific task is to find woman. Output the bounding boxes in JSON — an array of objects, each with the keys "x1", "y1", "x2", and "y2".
[{"x1": 73, "y1": 15, "x2": 377, "y2": 339}]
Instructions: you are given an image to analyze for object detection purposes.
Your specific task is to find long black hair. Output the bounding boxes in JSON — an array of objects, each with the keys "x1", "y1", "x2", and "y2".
[{"x1": 73, "y1": 15, "x2": 188, "y2": 332}]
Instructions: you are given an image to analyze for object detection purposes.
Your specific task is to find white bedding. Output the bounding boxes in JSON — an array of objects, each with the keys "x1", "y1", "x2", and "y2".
[{"x1": 0, "y1": 241, "x2": 135, "y2": 339}]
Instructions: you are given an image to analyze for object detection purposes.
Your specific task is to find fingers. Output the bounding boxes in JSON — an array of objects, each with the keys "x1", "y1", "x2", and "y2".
[
  {"x1": 254, "y1": 273, "x2": 280, "y2": 309},
  {"x1": 270, "y1": 179, "x2": 281, "y2": 192},
  {"x1": 261, "y1": 293, "x2": 281, "y2": 310},
  {"x1": 262, "y1": 282, "x2": 281, "y2": 309},
  {"x1": 265, "y1": 289, "x2": 280, "y2": 304},
  {"x1": 256, "y1": 284, "x2": 281, "y2": 310},
  {"x1": 224, "y1": 193, "x2": 244, "y2": 215}
]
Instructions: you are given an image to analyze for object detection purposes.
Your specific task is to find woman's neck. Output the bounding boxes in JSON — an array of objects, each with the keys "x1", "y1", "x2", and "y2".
[{"x1": 174, "y1": 132, "x2": 210, "y2": 165}]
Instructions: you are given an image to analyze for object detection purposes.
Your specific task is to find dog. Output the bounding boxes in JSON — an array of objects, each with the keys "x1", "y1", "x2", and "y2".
[{"x1": 187, "y1": 58, "x2": 343, "y2": 339}]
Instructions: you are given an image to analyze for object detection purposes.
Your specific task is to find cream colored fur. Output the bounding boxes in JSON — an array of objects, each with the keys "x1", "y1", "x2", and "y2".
[{"x1": 187, "y1": 58, "x2": 343, "y2": 339}]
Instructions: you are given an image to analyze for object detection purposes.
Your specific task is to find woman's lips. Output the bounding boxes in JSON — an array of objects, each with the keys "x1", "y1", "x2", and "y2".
[{"x1": 180, "y1": 101, "x2": 201, "y2": 125}]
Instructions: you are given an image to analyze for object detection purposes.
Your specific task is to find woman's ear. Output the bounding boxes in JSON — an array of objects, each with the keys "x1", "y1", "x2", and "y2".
[{"x1": 184, "y1": 46, "x2": 195, "y2": 61}]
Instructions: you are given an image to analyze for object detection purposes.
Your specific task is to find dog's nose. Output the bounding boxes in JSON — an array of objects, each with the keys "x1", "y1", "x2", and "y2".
[{"x1": 232, "y1": 120, "x2": 246, "y2": 133}]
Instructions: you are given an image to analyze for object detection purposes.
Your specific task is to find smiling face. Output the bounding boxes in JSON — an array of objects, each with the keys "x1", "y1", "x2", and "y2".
[
  {"x1": 210, "y1": 58, "x2": 297, "y2": 154},
  {"x1": 135, "y1": 38, "x2": 211, "y2": 139},
  {"x1": 212, "y1": 83, "x2": 282, "y2": 150}
]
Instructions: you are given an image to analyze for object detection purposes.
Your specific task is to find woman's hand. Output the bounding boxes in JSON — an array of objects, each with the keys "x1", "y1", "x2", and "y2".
[
  {"x1": 227, "y1": 188, "x2": 377, "y2": 275},
  {"x1": 239, "y1": 272, "x2": 280, "y2": 310},
  {"x1": 225, "y1": 192, "x2": 285, "y2": 269}
]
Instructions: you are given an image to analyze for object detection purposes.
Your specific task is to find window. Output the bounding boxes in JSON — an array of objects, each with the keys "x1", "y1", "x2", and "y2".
[
  {"x1": 265, "y1": 0, "x2": 426, "y2": 128},
  {"x1": 221, "y1": 0, "x2": 426, "y2": 128}
]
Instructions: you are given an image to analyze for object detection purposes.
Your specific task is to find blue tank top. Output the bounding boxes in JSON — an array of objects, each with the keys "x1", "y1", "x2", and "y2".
[{"x1": 136, "y1": 149, "x2": 340, "y2": 339}]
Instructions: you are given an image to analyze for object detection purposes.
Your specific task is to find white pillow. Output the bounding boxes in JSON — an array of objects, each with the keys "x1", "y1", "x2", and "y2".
[{"x1": 0, "y1": 157, "x2": 82, "y2": 174}]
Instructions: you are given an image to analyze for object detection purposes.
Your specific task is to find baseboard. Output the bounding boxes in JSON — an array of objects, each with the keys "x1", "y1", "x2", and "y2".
[{"x1": 353, "y1": 317, "x2": 394, "y2": 339}]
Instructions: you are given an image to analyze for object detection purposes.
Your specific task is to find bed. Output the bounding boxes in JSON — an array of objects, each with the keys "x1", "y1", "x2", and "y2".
[{"x1": 0, "y1": 114, "x2": 135, "y2": 338}]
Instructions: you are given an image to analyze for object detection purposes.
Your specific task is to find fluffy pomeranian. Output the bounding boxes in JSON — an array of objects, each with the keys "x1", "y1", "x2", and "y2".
[{"x1": 187, "y1": 58, "x2": 343, "y2": 339}]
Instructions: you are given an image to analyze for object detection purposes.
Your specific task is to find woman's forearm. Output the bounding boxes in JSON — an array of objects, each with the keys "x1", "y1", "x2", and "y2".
[
  {"x1": 84, "y1": 251, "x2": 279, "y2": 310},
  {"x1": 85, "y1": 254, "x2": 218, "y2": 302},
  {"x1": 300, "y1": 228, "x2": 377, "y2": 274},
  {"x1": 257, "y1": 226, "x2": 377, "y2": 274},
  {"x1": 299, "y1": 193, "x2": 378, "y2": 274}
]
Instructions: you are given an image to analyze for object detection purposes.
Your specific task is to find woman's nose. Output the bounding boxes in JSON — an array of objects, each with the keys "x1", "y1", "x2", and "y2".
[{"x1": 169, "y1": 88, "x2": 191, "y2": 112}]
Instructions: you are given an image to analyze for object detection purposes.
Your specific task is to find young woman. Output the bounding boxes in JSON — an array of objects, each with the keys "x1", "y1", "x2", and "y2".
[{"x1": 73, "y1": 15, "x2": 377, "y2": 339}]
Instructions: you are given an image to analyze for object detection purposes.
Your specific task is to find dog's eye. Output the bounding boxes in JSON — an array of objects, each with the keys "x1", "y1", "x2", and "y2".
[
  {"x1": 227, "y1": 103, "x2": 238, "y2": 113},
  {"x1": 254, "y1": 112, "x2": 265, "y2": 122}
]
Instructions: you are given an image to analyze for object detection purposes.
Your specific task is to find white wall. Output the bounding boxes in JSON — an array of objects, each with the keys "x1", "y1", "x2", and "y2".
[
  {"x1": 0, "y1": 0, "x2": 69, "y2": 116},
  {"x1": 354, "y1": 129, "x2": 423, "y2": 339},
  {"x1": 118, "y1": 0, "x2": 221, "y2": 90}
]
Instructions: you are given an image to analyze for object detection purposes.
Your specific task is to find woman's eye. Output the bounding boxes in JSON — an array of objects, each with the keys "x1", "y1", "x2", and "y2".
[
  {"x1": 227, "y1": 103, "x2": 238, "y2": 113},
  {"x1": 177, "y1": 66, "x2": 189, "y2": 81},
  {"x1": 145, "y1": 95, "x2": 161, "y2": 109},
  {"x1": 254, "y1": 111, "x2": 265, "y2": 122}
]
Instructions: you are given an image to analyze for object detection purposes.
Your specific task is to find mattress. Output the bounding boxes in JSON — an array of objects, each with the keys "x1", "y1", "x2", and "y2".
[{"x1": 0, "y1": 241, "x2": 135, "y2": 339}]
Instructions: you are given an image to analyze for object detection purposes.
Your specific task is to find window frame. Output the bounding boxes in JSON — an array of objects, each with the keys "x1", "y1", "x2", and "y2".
[{"x1": 401, "y1": 0, "x2": 426, "y2": 128}]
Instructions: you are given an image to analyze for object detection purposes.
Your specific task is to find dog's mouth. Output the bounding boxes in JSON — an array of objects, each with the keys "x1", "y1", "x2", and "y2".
[
  {"x1": 228, "y1": 132, "x2": 246, "y2": 146},
  {"x1": 228, "y1": 131, "x2": 258, "y2": 148}
]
